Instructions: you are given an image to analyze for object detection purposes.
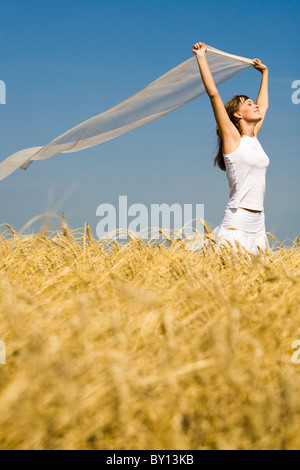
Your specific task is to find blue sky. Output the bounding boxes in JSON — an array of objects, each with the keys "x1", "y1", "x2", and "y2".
[{"x1": 0, "y1": 0, "x2": 299, "y2": 244}]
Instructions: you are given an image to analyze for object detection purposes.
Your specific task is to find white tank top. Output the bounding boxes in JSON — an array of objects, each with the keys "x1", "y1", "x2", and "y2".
[{"x1": 223, "y1": 135, "x2": 270, "y2": 211}]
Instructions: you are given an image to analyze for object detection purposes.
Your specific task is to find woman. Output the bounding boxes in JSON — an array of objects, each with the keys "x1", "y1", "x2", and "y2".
[{"x1": 192, "y1": 42, "x2": 270, "y2": 255}]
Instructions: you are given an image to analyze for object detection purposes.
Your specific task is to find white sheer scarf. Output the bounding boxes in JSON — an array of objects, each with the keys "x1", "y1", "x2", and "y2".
[{"x1": 0, "y1": 45, "x2": 254, "y2": 182}]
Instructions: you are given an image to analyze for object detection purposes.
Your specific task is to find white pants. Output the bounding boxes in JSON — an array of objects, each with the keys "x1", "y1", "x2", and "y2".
[{"x1": 204, "y1": 206, "x2": 269, "y2": 255}]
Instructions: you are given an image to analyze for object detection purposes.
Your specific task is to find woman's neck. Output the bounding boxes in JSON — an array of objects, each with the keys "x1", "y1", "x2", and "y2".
[{"x1": 240, "y1": 122, "x2": 256, "y2": 138}]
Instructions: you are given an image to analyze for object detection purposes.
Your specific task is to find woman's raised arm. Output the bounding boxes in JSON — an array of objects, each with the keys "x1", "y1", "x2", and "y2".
[
  {"x1": 253, "y1": 58, "x2": 269, "y2": 136},
  {"x1": 193, "y1": 42, "x2": 238, "y2": 139}
]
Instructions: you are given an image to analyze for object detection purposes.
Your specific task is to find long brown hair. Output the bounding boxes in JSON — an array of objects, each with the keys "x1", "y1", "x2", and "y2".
[{"x1": 214, "y1": 95, "x2": 249, "y2": 171}]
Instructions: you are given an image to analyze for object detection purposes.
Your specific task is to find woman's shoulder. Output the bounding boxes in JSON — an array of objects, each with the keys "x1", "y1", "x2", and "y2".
[{"x1": 222, "y1": 130, "x2": 242, "y2": 157}]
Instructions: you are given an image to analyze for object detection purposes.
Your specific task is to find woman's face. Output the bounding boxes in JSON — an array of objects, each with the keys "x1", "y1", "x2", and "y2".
[{"x1": 235, "y1": 98, "x2": 262, "y2": 123}]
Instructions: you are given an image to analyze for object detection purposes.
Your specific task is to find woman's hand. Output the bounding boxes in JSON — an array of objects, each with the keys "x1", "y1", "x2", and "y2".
[
  {"x1": 192, "y1": 42, "x2": 207, "y2": 57},
  {"x1": 253, "y1": 58, "x2": 268, "y2": 73}
]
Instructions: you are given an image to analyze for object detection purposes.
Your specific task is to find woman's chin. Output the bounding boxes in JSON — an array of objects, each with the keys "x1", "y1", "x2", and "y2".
[{"x1": 254, "y1": 114, "x2": 263, "y2": 123}]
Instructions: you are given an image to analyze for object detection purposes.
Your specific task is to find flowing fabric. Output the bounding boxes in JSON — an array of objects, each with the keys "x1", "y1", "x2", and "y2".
[{"x1": 0, "y1": 45, "x2": 254, "y2": 182}]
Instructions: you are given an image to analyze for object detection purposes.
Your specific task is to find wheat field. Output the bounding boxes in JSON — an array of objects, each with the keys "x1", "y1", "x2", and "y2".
[{"x1": 0, "y1": 215, "x2": 299, "y2": 450}]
